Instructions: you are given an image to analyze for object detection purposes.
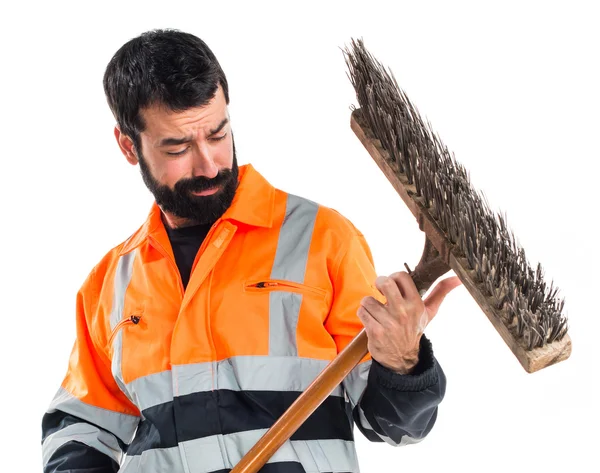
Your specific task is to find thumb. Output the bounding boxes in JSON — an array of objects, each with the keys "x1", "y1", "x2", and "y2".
[{"x1": 423, "y1": 275, "x2": 462, "y2": 321}]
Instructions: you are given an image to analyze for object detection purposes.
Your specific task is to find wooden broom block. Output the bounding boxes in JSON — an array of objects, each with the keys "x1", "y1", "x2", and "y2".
[{"x1": 350, "y1": 108, "x2": 572, "y2": 373}]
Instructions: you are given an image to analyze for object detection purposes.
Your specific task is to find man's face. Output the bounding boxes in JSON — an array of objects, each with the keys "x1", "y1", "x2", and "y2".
[{"x1": 126, "y1": 86, "x2": 238, "y2": 226}]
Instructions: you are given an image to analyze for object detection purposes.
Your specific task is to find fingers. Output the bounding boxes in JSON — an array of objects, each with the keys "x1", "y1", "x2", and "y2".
[
  {"x1": 423, "y1": 275, "x2": 463, "y2": 321},
  {"x1": 357, "y1": 299, "x2": 385, "y2": 342},
  {"x1": 373, "y1": 272, "x2": 425, "y2": 322},
  {"x1": 358, "y1": 296, "x2": 387, "y2": 326},
  {"x1": 366, "y1": 272, "x2": 420, "y2": 326},
  {"x1": 358, "y1": 273, "x2": 462, "y2": 348},
  {"x1": 388, "y1": 271, "x2": 420, "y2": 300},
  {"x1": 374, "y1": 274, "x2": 405, "y2": 305}
]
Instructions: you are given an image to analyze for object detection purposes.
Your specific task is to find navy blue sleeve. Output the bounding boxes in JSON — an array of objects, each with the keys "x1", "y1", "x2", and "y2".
[
  {"x1": 348, "y1": 334, "x2": 446, "y2": 445},
  {"x1": 42, "y1": 410, "x2": 123, "y2": 473}
]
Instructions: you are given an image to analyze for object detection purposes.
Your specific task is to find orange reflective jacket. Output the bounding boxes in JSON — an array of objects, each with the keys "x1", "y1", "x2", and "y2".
[{"x1": 42, "y1": 164, "x2": 445, "y2": 473}]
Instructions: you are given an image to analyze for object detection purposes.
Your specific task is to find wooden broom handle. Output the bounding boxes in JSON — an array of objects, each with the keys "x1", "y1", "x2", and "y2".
[
  {"x1": 230, "y1": 329, "x2": 370, "y2": 473},
  {"x1": 230, "y1": 238, "x2": 448, "y2": 473}
]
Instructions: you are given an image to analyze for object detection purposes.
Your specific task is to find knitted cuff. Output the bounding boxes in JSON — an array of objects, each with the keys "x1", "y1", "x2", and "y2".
[{"x1": 370, "y1": 334, "x2": 439, "y2": 392}]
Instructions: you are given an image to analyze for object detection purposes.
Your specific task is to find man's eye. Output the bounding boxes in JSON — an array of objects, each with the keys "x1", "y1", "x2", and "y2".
[
  {"x1": 166, "y1": 148, "x2": 189, "y2": 156},
  {"x1": 210, "y1": 133, "x2": 227, "y2": 142}
]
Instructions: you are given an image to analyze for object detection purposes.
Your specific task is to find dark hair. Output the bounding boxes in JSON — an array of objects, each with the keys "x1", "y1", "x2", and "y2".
[{"x1": 103, "y1": 29, "x2": 229, "y2": 151}]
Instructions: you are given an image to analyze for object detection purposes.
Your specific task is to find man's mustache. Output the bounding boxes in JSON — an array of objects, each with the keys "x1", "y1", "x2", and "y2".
[{"x1": 175, "y1": 169, "x2": 234, "y2": 193}]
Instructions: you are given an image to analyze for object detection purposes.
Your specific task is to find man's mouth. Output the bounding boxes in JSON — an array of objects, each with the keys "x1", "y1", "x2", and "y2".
[{"x1": 191, "y1": 184, "x2": 222, "y2": 196}]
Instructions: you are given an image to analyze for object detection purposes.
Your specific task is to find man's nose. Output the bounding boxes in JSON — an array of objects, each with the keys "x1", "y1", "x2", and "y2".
[{"x1": 191, "y1": 141, "x2": 219, "y2": 179}]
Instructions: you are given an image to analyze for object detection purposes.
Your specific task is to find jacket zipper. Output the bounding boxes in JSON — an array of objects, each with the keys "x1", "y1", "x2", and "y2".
[
  {"x1": 201, "y1": 220, "x2": 228, "y2": 393},
  {"x1": 245, "y1": 279, "x2": 327, "y2": 297},
  {"x1": 189, "y1": 220, "x2": 220, "y2": 278},
  {"x1": 108, "y1": 315, "x2": 142, "y2": 346}
]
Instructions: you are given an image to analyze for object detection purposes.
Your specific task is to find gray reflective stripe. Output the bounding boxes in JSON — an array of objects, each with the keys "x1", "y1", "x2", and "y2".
[
  {"x1": 119, "y1": 446, "x2": 186, "y2": 473},
  {"x1": 269, "y1": 291, "x2": 303, "y2": 357},
  {"x1": 110, "y1": 250, "x2": 137, "y2": 404},
  {"x1": 47, "y1": 387, "x2": 139, "y2": 444},
  {"x1": 129, "y1": 357, "x2": 344, "y2": 413},
  {"x1": 172, "y1": 356, "x2": 343, "y2": 401},
  {"x1": 179, "y1": 442, "x2": 193, "y2": 473},
  {"x1": 187, "y1": 432, "x2": 359, "y2": 473},
  {"x1": 42, "y1": 422, "x2": 122, "y2": 467},
  {"x1": 271, "y1": 194, "x2": 318, "y2": 282},
  {"x1": 357, "y1": 406, "x2": 420, "y2": 447},
  {"x1": 269, "y1": 194, "x2": 319, "y2": 356},
  {"x1": 398, "y1": 435, "x2": 423, "y2": 446},
  {"x1": 109, "y1": 251, "x2": 137, "y2": 329},
  {"x1": 127, "y1": 370, "x2": 174, "y2": 411},
  {"x1": 112, "y1": 328, "x2": 136, "y2": 405},
  {"x1": 342, "y1": 359, "x2": 371, "y2": 406},
  {"x1": 357, "y1": 406, "x2": 396, "y2": 446},
  {"x1": 120, "y1": 431, "x2": 358, "y2": 473},
  {"x1": 342, "y1": 360, "x2": 418, "y2": 447}
]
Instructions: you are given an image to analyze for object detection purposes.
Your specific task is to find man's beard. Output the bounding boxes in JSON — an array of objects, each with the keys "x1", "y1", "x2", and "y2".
[{"x1": 137, "y1": 139, "x2": 239, "y2": 226}]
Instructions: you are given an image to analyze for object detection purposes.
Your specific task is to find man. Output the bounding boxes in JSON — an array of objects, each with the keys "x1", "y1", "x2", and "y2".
[{"x1": 41, "y1": 29, "x2": 461, "y2": 473}]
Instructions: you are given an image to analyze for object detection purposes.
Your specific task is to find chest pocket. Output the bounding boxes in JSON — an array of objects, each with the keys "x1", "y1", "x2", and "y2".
[
  {"x1": 108, "y1": 314, "x2": 143, "y2": 347},
  {"x1": 244, "y1": 279, "x2": 327, "y2": 297},
  {"x1": 244, "y1": 279, "x2": 329, "y2": 357}
]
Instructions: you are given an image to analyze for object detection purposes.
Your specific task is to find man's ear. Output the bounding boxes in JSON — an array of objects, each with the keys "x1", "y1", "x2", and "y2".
[{"x1": 114, "y1": 126, "x2": 139, "y2": 165}]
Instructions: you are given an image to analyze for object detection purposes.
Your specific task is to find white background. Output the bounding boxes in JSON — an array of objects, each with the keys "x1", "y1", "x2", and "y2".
[{"x1": 1, "y1": 1, "x2": 598, "y2": 472}]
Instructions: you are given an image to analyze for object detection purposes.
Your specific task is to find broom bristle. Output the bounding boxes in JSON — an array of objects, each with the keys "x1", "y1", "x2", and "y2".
[{"x1": 343, "y1": 38, "x2": 568, "y2": 350}]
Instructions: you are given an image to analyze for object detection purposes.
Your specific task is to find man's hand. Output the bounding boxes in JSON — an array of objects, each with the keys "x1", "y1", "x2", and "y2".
[{"x1": 357, "y1": 271, "x2": 462, "y2": 374}]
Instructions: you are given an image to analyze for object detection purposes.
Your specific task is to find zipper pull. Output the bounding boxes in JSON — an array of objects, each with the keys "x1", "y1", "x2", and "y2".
[
  {"x1": 254, "y1": 281, "x2": 278, "y2": 288},
  {"x1": 108, "y1": 314, "x2": 142, "y2": 346}
]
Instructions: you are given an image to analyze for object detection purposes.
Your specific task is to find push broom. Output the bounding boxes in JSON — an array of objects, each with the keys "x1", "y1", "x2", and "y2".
[{"x1": 230, "y1": 38, "x2": 571, "y2": 473}]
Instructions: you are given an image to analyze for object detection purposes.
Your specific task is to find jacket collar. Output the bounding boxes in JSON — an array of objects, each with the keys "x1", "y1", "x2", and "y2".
[{"x1": 119, "y1": 163, "x2": 275, "y2": 256}]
